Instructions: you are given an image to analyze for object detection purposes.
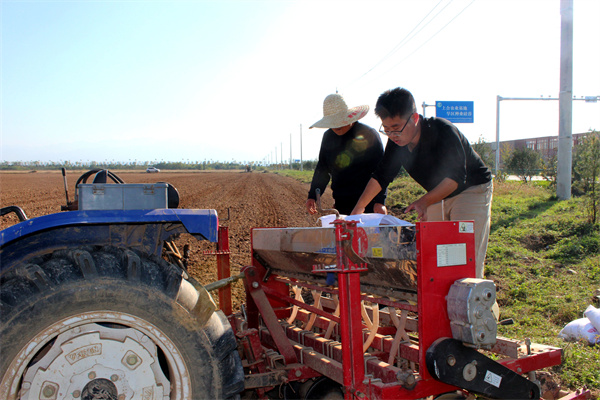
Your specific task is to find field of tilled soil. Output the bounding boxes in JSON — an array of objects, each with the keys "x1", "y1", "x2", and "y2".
[{"x1": 0, "y1": 170, "x2": 333, "y2": 309}]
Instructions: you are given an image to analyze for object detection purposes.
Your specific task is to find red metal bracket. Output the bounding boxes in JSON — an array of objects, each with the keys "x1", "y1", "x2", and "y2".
[{"x1": 243, "y1": 264, "x2": 298, "y2": 365}]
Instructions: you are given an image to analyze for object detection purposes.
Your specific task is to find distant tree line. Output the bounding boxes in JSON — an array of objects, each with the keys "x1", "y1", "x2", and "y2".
[{"x1": 0, "y1": 159, "x2": 320, "y2": 172}]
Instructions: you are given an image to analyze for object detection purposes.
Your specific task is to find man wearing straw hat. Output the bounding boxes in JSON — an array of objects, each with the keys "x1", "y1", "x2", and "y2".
[
  {"x1": 350, "y1": 87, "x2": 493, "y2": 279},
  {"x1": 306, "y1": 93, "x2": 387, "y2": 216}
]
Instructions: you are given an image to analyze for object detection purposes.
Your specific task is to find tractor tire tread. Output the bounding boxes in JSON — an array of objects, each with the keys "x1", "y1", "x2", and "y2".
[{"x1": 0, "y1": 245, "x2": 244, "y2": 399}]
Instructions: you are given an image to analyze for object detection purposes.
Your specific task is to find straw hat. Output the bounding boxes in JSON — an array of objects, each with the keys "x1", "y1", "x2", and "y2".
[{"x1": 309, "y1": 94, "x2": 369, "y2": 129}]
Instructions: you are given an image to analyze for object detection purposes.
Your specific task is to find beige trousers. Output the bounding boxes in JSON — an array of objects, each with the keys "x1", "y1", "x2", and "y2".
[{"x1": 426, "y1": 181, "x2": 493, "y2": 279}]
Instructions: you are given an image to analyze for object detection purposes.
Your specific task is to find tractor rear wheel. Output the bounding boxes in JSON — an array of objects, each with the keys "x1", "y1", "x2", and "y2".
[{"x1": 0, "y1": 246, "x2": 244, "y2": 400}]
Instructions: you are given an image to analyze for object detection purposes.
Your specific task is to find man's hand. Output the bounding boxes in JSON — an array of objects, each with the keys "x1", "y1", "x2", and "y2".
[
  {"x1": 405, "y1": 178, "x2": 458, "y2": 221},
  {"x1": 350, "y1": 178, "x2": 383, "y2": 215},
  {"x1": 405, "y1": 197, "x2": 429, "y2": 221},
  {"x1": 306, "y1": 199, "x2": 318, "y2": 215},
  {"x1": 374, "y1": 203, "x2": 387, "y2": 215},
  {"x1": 350, "y1": 205, "x2": 365, "y2": 215}
]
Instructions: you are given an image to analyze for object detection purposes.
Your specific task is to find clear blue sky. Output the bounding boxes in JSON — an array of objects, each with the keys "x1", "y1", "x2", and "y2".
[{"x1": 2, "y1": 0, "x2": 599, "y2": 165}]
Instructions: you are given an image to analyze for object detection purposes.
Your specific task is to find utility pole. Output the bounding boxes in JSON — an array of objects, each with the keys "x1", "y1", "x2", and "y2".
[
  {"x1": 495, "y1": 96, "x2": 501, "y2": 175},
  {"x1": 557, "y1": 0, "x2": 573, "y2": 200},
  {"x1": 280, "y1": 142, "x2": 283, "y2": 171},
  {"x1": 300, "y1": 124, "x2": 303, "y2": 171},
  {"x1": 290, "y1": 132, "x2": 292, "y2": 169}
]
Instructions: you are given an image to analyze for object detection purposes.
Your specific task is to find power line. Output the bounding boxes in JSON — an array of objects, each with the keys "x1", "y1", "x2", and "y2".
[
  {"x1": 385, "y1": 0, "x2": 457, "y2": 60},
  {"x1": 345, "y1": 0, "x2": 476, "y2": 89},
  {"x1": 356, "y1": 0, "x2": 448, "y2": 80},
  {"x1": 376, "y1": 0, "x2": 476, "y2": 80}
]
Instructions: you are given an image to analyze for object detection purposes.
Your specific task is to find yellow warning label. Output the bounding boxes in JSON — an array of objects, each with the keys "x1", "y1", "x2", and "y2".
[{"x1": 372, "y1": 247, "x2": 383, "y2": 258}]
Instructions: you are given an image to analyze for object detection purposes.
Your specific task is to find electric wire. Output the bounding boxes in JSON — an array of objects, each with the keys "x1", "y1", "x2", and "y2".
[
  {"x1": 344, "y1": 0, "x2": 476, "y2": 90},
  {"x1": 345, "y1": 0, "x2": 450, "y2": 89},
  {"x1": 358, "y1": 0, "x2": 447, "y2": 79},
  {"x1": 378, "y1": 0, "x2": 476, "y2": 78}
]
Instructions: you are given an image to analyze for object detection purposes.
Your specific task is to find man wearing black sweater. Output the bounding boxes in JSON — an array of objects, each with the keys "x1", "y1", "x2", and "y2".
[{"x1": 351, "y1": 87, "x2": 493, "y2": 278}]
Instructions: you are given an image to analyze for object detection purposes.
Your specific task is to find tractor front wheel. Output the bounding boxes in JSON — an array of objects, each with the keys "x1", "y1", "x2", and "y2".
[{"x1": 0, "y1": 246, "x2": 244, "y2": 400}]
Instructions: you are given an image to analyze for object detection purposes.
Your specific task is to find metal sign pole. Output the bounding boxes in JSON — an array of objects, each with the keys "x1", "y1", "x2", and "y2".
[{"x1": 422, "y1": 102, "x2": 436, "y2": 118}]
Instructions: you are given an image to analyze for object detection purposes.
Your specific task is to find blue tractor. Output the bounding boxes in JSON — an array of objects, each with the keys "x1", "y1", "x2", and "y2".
[{"x1": 0, "y1": 170, "x2": 244, "y2": 400}]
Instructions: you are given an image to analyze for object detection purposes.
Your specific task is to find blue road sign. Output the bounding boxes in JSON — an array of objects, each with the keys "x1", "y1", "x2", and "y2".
[{"x1": 436, "y1": 101, "x2": 474, "y2": 123}]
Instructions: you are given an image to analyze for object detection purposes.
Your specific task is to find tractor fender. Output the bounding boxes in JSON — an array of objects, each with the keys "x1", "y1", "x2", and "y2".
[{"x1": 0, "y1": 209, "x2": 218, "y2": 273}]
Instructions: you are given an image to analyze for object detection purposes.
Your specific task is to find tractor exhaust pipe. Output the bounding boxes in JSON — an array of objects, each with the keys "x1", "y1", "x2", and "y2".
[
  {"x1": 61, "y1": 168, "x2": 70, "y2": 205},
  {"x1": 60, "y1": 168, "x2": 78, "y2": 211}
]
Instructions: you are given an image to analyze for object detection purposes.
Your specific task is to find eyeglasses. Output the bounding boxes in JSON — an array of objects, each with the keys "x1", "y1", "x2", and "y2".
[{"x1": 379, "y1": 115, "x2": 412, "y2": 137}]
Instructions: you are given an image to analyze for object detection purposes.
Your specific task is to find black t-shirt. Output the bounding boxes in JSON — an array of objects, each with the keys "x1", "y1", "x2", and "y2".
[
  {"x1": 308, "y1": 121, "x2": 386, "y2": 206},
  {"x1": 373, "y1": 116, "x2": 491, "y2": 198}
]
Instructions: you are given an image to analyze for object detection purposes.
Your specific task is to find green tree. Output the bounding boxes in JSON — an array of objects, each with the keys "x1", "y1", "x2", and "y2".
[
  {"x1": 573, "y1": 130, "x2": 600, "y2": 223},
  {"x1": 302, "y1": 160, "x2": 318, "y2": 171},
  {"x1": 542, "y1": 154, "x2": 557, "y2": 187},
  {"x1": 493, "y1": 142, "x2": 514, "y2": 182},
  {"x1": 506, "y1": 147, "x2": 542, "y2": 183},
  {"x1": 471, "y1": 136, "x2": 494, "y2": 169}
]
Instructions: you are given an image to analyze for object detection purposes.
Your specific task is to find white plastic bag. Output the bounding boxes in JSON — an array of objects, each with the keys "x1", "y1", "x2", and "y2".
[
  {"x1": 558, "y1": 317, "x2": 588, "y2": 341},
  {"x1": 558, "y1": 317, "x2": 600, "y2": 345},
  {"x1": 584, "y1": 305, "x2": 600, "y2": 332},
  {"x1": 579, "y1": 321, "x2": 600, "y2": 344}
]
